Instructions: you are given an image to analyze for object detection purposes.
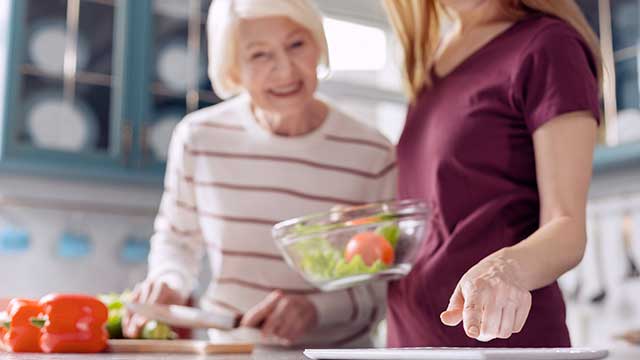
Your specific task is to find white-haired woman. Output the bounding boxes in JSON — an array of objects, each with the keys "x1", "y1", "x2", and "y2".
[{"x1": 122, "y1": 0, "x2": 395, "y2": 347}]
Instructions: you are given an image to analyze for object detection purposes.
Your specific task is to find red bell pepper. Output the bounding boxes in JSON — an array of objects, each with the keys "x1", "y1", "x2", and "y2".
[
  {"x1": 37, "y1": 294, "x2": 108, "y2": 353},
  {"x1": 2, "y1": 298, "x2": 42, "y2": 352}
]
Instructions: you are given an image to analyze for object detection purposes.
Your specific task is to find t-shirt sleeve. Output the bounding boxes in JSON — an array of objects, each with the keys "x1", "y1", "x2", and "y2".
[{"x1": 513, "y1": 24, "x2": 601, "y2": 133}]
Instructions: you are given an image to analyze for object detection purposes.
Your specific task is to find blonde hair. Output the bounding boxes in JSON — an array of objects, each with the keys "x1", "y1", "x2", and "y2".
[
  {"x1": 207, "y1": 0, "x2": 329, "y2": 99},
  {"x1": 383, "y1": 0, "x2": 603, "y2": 102}
]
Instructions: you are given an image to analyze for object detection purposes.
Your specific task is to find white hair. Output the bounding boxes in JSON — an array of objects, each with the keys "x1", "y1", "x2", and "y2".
[{"x1": 207, "y1": 0, "x2": 330, "y2": 99}]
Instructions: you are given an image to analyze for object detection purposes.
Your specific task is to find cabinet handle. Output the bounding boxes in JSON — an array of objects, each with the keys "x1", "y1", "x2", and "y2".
[{"x1": 121, "y1": 123, "x2": 133, "y2": 166}]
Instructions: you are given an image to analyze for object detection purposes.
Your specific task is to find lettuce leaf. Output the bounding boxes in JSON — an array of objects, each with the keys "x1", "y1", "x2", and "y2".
[{"x1": 294, "y1": 237, "x2": 389, "y2": 280}]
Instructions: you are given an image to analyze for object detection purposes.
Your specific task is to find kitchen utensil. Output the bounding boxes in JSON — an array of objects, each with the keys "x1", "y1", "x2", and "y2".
[
  {"x1": 303, "y1": 347, "x2": 609, "y2": 360},
  {"x1": 110, "y1": 339, "x2": 254, "y2": 354},
  {"x1": 126, "y1": 303, "x2": 240, "y2": 330}
]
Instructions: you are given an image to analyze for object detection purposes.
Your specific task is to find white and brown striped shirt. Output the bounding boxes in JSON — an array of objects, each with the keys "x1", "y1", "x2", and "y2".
[{"x1": 147, "y1": 94, "x2": 397, "y2": 347}]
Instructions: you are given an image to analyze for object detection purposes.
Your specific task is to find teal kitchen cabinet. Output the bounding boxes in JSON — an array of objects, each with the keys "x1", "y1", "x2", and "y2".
[
  {"x1": 575, "y1": 0, "x2": 640, "y2": 172},
  {"x1": 0, "y1": 0, "x2": 220, "y2": 183},
  {"x1": 135, "y1": 0, "x2": 217, "y2": 174}
]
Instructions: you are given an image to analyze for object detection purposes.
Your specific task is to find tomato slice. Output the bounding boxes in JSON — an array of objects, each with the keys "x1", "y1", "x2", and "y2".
[
  {"x1": 344, "y1": 232, "x2": 395, "y2": 266},
  {"x1": 344, "y1": 216, "x2": 381, "y2": 226}
]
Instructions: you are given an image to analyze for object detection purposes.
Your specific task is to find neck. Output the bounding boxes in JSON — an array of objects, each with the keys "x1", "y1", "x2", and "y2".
[
  {"x1": 251, "y1": 100, "x2": 327, "y2": 137},
  {"x1": 444, "y1": 1, "x2": 509, "y2": 33}
]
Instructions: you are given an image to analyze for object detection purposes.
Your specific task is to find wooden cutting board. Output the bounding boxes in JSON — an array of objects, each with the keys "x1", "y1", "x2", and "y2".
[{"x1": 107, "y1": 339, "x2": 254, "y2": 354}]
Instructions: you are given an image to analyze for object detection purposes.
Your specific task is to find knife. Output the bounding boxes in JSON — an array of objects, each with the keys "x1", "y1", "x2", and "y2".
[{"x1": 126, "y1": 303, "x2": 241, "y2": 330}]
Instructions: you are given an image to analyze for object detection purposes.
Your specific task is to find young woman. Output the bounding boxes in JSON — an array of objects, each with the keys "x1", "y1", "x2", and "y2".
[{"x1": 384, "y1": 0, "x2": 600, "y2": 347}]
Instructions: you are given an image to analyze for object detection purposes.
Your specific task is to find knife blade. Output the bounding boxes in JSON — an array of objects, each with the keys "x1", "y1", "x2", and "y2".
[{"x1": 126, "y1": 303, "x2": 241, "y2": 330}]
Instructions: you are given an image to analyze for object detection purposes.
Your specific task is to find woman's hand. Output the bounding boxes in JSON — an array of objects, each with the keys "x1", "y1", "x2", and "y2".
[
  {"x1": 440, "y1": 252, "x2": 532, "y2": 342},
  {"x1": 122, "y1": 280, "x2": 187, "y2": 339},
  {"x1": 241, "y1": 290, "x2": 318, "y2": 345}
]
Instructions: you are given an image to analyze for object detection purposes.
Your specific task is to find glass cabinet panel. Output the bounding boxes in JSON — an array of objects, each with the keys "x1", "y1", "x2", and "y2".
[
  {"x1": 14, "y1": 0, "x2": 120, "y2": 157},
  {"x1": 143, "y1": 0, "x2": 218, "y2": 167},
  {"x1": 611, "y1": 0, "x2": 639, "y2": 52}
]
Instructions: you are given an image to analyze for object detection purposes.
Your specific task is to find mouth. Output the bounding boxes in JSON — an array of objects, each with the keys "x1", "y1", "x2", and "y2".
[{"x1": 268, "y1": 81, "x2": 304, "y2": 97}]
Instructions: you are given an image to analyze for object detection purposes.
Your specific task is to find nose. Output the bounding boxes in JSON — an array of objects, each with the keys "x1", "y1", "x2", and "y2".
[{"x1": 272, "y1": 50, "x2": 294, "y2": 78}]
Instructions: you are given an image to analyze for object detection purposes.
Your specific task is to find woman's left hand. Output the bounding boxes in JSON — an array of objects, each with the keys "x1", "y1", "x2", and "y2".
[
  {"x1": 241, "y1": 290, "x2": 318, "y2": 345},
  {"x1": 440, "y1": 252, "x2": 532, "y2": 342}
]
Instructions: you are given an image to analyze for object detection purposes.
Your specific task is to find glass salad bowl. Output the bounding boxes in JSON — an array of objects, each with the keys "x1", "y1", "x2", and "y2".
[{"x1": 272, "y1": 199, "x2": 430, "y2": 291}]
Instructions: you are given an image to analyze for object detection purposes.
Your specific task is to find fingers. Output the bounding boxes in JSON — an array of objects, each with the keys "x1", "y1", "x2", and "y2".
[
  {"x1": 461, "y1": 292, "x2": 483, "y2": 339},
  {"x1": 478, "y1": 294, "x2": 500, "y2": 341},
  {"x1": 514, "y1": 292, "x2": 532, "y2": 333},
  {"x1": 241, "y1": 291, "x2": 283, "y2": 328},
  {"x1": 498, "y1": 302, "x2": 517, "y2": 339},
  {"x1": 122, "y1": 282, "x2": 146, "y2": 338},
  {"x1": 124, "y1": 280, "x2": 180, "y2": 339},
  {"x1": 242, "y1": 293, "x2": 317, "y2": 346},
  {"x1": 440, "y1": 284, "x2": 464, "y2": 326},
  {"x1": 266, "y1": 297, "x2": 313, "y2": 343},
  {"x1": 124, "y1": 314, "x2": 147, "y2": 339},
  {"x1": 465, "y1": 287, "x2": 532, "y2": 342},
  {"x1": 260, "y1": 298, "x2": 288, "y2": 342}
]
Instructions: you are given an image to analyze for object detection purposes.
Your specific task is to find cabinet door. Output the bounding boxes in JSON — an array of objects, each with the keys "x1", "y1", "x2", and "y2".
[
  {"x1": 136, "y1": 0, "x2": 220, "y2": 174},
  {"x1": 1, "y1": 0, "x2": 132, "y2": 172},
  {"x1": 611, "y1": 0, "x2": 639, "y2": 52}
]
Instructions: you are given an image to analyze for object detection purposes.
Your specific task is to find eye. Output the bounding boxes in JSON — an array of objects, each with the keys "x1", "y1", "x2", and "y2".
[
  {"x1": 251, "y1": 51, "x2": 268, "y2": 60},
  {"x1": 289, "y1": 40, "x2": 305, "y2": 49}
]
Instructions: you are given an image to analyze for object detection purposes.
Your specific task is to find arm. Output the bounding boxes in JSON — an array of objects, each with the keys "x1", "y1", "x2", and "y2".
[
  {"x1": 124, "y1": 123, "x2": 206, "y2": 338},
  {"x1": 502, "y1": 110, "x2": 596, "y2": 290},
  {"x1": 441, "y1": 111, "x2": 597, "y2": 341},
  {"x1": 146, "y1": 122, "x2": 206, "y2": 300}
]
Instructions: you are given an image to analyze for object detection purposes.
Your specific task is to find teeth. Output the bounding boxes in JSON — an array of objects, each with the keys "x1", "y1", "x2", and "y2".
[{"x1": 271, "y1": 83, "x2": 301, "y2": 95}]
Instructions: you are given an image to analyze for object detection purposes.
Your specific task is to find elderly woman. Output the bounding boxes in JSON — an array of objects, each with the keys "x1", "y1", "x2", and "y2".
[{"x1": 122, "y1": 0, "x2": 395, "y2": 347}]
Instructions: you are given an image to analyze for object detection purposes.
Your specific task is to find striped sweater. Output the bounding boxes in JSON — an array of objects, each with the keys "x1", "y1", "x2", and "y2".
[{"x1": 147, "y1": 94, "x2": 397, "y2": 346}]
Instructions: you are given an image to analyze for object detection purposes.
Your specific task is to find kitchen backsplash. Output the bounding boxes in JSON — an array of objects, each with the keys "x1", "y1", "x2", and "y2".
[{"x1": 0, "y1": 173, "x2": 214, "y2": 298}]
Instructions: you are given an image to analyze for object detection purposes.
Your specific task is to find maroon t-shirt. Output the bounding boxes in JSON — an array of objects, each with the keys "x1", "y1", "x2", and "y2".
[{"x1": 388, "y1": 15, "x2": 600, "y2": 347}]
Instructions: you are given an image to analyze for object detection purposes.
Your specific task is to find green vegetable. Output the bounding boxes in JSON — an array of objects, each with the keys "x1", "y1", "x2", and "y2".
[
  {"x1": 294, "y1": 237, "x2": 389, "y2": 280},
  {"x1": 141, "y1": 320, "x2": 176, "y2": 340},
  {"x1": 98, "y1": 291, "x2": 175, "y2": 340},
  {"x1": 295, "y1": 237, "x2": 343, "y2": 279},
  {"x1": 376, "y1": 224, "x2": 400, "y2": 248},
  {"x1": 98, "y1": 291, "x2": 131, "y2": 339},
  {"x1": 333, "y1": 255, "x2": 388, "y2": 278}
]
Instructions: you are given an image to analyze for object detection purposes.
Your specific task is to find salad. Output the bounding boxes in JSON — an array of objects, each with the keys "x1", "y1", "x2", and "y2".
[{"x1": 292, "y1": 215, "x2": 401, "y2": 280}]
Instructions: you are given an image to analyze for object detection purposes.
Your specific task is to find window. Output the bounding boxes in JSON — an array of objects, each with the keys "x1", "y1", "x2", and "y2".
[{"x1": 317, "y1": 12, "x2": 407, "y2": 144}]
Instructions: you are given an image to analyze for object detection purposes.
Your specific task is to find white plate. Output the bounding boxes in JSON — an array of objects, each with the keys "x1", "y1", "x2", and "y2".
[
  {"x1": 303, "y1": 347, "x2": 609, "y2": 360},
  {"x1": 26, "y1": 92, "x2": 97, "y2": 151},
  {"x1": 157, "y1": 41, "x2": 207, "y2": 92},
  {"x1": 149, "y1": 111, "x2": 182, "y2": 161},
  {"x1": 154, "y1": 0, "x2": 191, "y2": 20},
  {"x1": 29, "y1": 20, "x2": 90, "y2": 75}
]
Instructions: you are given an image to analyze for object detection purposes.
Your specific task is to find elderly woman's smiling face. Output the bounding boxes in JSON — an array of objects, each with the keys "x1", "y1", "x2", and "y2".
[{"x1": 234, "y1": 16, "x2": 320, "y2": 115}]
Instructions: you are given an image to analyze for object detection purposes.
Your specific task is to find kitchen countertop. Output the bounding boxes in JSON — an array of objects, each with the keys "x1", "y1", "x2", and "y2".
[
  {"x1": 0, "y1": 345, "x2": 638, "y2": 359},
  {"x1": 0, "y1": 347, "x2": 303, "y2": 360}
]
